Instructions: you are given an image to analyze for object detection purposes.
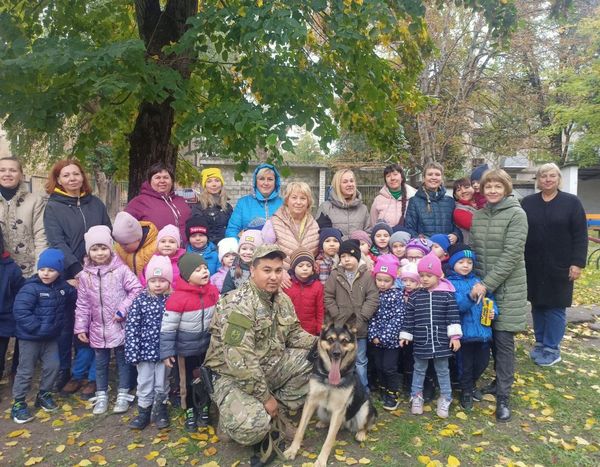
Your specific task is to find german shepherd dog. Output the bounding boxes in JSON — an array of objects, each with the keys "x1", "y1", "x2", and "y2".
[{"x1": 283, "y1": 323, "x2": 377, "y2": 467}]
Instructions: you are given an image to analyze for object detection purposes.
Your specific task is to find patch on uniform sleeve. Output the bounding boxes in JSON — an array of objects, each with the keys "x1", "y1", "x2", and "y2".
[{"x1": 224, "y1": 312, "x2": 253, "y2": 346}]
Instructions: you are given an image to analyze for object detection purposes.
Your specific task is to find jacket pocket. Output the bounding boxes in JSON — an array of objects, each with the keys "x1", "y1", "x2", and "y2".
[
  {"x1": 416, "y1": 325, "x2": 429, "y2": 347},
  {"x1": 433, "y1": 325, "x2": 442, "y2": 347}
]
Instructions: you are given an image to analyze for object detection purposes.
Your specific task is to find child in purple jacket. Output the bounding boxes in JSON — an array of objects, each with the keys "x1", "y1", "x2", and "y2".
[{"x1": 211, "y1": 237, "x2": 238, "y2": 293}]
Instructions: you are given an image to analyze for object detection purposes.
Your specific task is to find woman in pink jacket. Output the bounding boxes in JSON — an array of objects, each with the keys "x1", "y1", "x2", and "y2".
[
  {"x1": 74, "y1": 226, "x2": 143, "y2": 416},
  {"x1": 370, "y1": 164, "x2": 417, "y2": 228}
]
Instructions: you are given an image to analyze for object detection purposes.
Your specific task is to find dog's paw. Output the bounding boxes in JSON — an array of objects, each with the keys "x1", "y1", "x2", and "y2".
[
  {"x1": 355, "y1": 430, "x2": 367, "y2": 442},
  {"x1": 315, "y1": 420, "x2": 328, "y2": 429},
  {"x1": 314, "y1": 457, "x2": 329, "y2": 467},
  {"x1": 283, "y1": 446, "x2": 299, "y2": 460}
]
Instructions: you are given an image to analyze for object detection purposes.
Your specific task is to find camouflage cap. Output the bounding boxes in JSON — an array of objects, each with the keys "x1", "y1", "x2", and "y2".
[{"x1": 252, "y1": 244, "x2": 287, "y2": 262}]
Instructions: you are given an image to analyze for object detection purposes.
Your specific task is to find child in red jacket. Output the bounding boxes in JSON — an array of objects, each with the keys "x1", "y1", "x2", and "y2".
[{"x1": 284, "y1": 248, "x2": 325, "y2": 336}]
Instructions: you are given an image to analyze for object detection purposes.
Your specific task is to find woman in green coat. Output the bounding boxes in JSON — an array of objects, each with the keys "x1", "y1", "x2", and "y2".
[{"x1": 470, "y1": 169, "x2": 528, "y2": 423}]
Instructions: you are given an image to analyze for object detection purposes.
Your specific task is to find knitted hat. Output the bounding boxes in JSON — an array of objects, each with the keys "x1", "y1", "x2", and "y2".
[
  {"x1": 350, "y1": 230, "x2": 372, "y2": 247},
  {"x1": 201, "y1": 167, "x2": 225, "y2": 188},
  {"x1": 470, "y1": 164, "x2": 489, "y2": 182},
  {"x1": 37, "y1": 248, "x2": 65, "y2": 273},
  {"x1": 370, "y1": 221, "x2": 393, "y2": 244},
  {"x1": 390, "y1": 230, "x2": 411, "y2": 246},
  {"x1": 157, "y1": 224, "x2": 181, "y2": 248},
  {"x1": 417, "y1": 252, "x2": 443, "y2": 278},
  {"x1": 339, "y1": 239, "x2": 361, "y2": 262},
  {"x1": 178, "y1": 253, "x2": 207, "y2": 282},
  {"x1": 84, "y1": 225, "x2": 113, "y2": 253},
  {"x1": 430, "y1": 234, "x2": 451, "y2": 253},
  {"x1": 185, "y1": 215, "x2": 209, "y2": 241},
  {"x1": 448, "y1": 243, "x2": 477, "y2": 269},
  {"x1": 372, "y1": 254, "x2": 400, "y2": 280},
  {"x1": 239, "y1": 229, "x2": 263, "y2": 249},
  {"x1": 400, "y1": 261, "x2": 420, "y2": 282},
  {"x1": 145, "y1": 255, "x2": 173, "y2": 284},
  {"x1": 319, "y1": 227, "x2": 342, "y2": 249},
  {"x1": 405, "y1": 238, "x2": 431, "y2": 256},
  {"x1": 112, "y1": 212, "x2": 143, "y2": 244},
  {"x1": 290, "y1": 248, "x2": 315, "y2": 271},
  {"x1": 217, "y1": 237, "x2": 239, "y2": 262}
]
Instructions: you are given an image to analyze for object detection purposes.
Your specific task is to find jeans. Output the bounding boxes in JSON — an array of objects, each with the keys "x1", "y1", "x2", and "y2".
[
  {"x1": 531, "y1": 306, "x2": 566, "y2": 352},
  {"x1": 492, "y1": 330, "x2": 515, "y2": 398},
  {"x1": 459, "y1": 342, "x2": 491, "y2": 392},
  {"x1": 356, "y1": 338, "x2": 369, "y2": 392},
  {"x1": 412, "y1": 356, "x2": 451, "y2": 399},
  {"x1": 372, "y1": 347, "x2": 401, "y2": 392},
  {"x1": 13, "y1": 340, "x2": 59, "y2": 400},
  {"x1": 95, "y1": 346, "x2": 130, "y2": 392},
  {"x1": 72, "y1": 343, "x2": 96, "y2": 381}
]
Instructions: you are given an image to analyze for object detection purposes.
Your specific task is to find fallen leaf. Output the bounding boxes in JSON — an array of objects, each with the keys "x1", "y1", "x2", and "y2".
[
  {"x1": 346, "y1": 457, "x2": 358, "y2": 465},
  {"x1": 24, "y1": 457, "x2": 44, "y2": 466},
  {"x1": 190, "y1": 433, "x2": 209, "y2": 441},
  {"x1": 51, "y1": 420, "x2": 64, "y2": 427},
  {"x1": 574, "y1": 436, "x2": 590, "y2": 446},
  {"x1": 7, "y1": 429, "x2": 30, "y2": 438},
  {"x1": 335, "y1": 455, "x2": 347, "y2": 462},
  {"x1": 418, "y1": 455, "x2": 431, "y2": 464},
  {"x1": 156, "y1": 459, "x2": 167, "y2": 467},
  {"x1": 200, "y1": 462, "x2": 219, "y2": 467},
  {"x1": 203, "y1": 446, "x2": 217, "y2": 456},
  {"x1": 510, "y1": 445, "x2": 521, "y2": 453},
  {"x1": 358, "y1": 458, "x2": 371, "y2": 464},
  {"x1": 145, "y1": 451, "x2": 160, "y2": 460},
  {"x1": 90, "y1": 455, "x2": 107, "y2": 465},
  {"x1": 89, "y1": 446, "x2": 103, "y2": 453},
  {"x1": 447, "y1": 455, "x2": 460, "y2": 467},
  {"x1": 5, "y1": 441, "x2": 18, "y2": 447},
  {"x1": 455, "y1": 412, "x2": 468, "y2": 420},
  {"x1": 62, "y1": 403, "x2": 73, "y2": 411},
  {"x1": 541, "y1": 408, "x2": 553, "y2": 416},
  {"x1": 56, "y1": 445, "x2": 66, "y2": 453},
  {"x1": 76, "y1": 461, "x2": 92, "y2": 467},
  {"x1": 127, "y1": 443, "x2": 145, "y2": 450}
]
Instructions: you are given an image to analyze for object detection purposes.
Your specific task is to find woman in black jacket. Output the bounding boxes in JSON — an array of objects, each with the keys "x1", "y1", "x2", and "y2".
[{"x1": 191, "y1": 168, "x2": 232, "y2": 245}]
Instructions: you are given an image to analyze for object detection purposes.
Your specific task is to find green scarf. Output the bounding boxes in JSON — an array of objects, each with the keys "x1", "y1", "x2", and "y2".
[{"x1": 389, "y1": 189, "x2": 403, "y2": 200}]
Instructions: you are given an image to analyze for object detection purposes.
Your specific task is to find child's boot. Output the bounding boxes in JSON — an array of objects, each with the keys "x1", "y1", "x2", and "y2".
[
  {"x1": 436, "y1": 396, "x2": 452, "y2": 418},
  {"x1": 184, "y1": 407, "x2": 197, "y2": 432},
  {"x1": 90, "y1": 391, "x2": 109, "y2": 415},
  {"x1": 410, "y1": 393, "x2": 424, "y2": 415},
  {"x1": 460, "y1": 391, "x2": 473, "y2": 411},
  {"x1": 11, "y1": 399, "x2": 34, "y2": 424},
  {"x1": 128, "y1": 405, "x2": 152, "y2": 430},
  {"x1": 153, "y1": 394, "x2": 170, "y2": 429},
  {"x1": 113, "y1": 389, "x2": 135, "y2": 413},
  {"x1": 35, "y1": 391, "x2": 58, "y2": 412},
  {"x1": 197, "y1": 404, "x2": 211, "y2": 427},
  {"x1": 382, "y1": 390, "x2": 400, "y2": 411}
]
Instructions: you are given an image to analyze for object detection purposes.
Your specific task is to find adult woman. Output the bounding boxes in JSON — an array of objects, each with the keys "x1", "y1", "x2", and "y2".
[
  {"x1": 369, "y1": 163, "x2": 417, "y2": 228},
  {"x1": 316, "y1": 169, "x2": 369, "y2": 239},
  {"x1": 191, "y1": 167, "x2": 232, "y2": 245},
  {"x1": 521, "y1": 163, "x2": 587, "y2": 367},
  {"x1": 405, "y1": 162, "x2": 461, "y2": 242},
  {"x1": 125, "y1": 163, "x2": 191, "y2": 243},
  {"x1": 225, "y1": 163, "x2": 283, "y2": 238},
  {"x1": 470, "y1": 169, "x2": 528, "y2": 422},
  {"x1": 452, "y1": 177, "x2": 478, "y2": 244},
  {"x1": 44, "y1": 159, "x2": 111, "y2": 397}
]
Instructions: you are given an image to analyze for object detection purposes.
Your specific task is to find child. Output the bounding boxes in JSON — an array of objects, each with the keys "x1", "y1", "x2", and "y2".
[
  {"x1": 125, "y1": 255, "x2": 173, "y2": 429},
  {"x1": 350, "y1": 229, "x2": 375, "y2": 267},
  {"x1": 316, "y1": 227, "x2": 342, "y2": 284},
  {"x1": 400, "y1": 252, "x2": 462, "y2": 419},
  {"x1": 185, "y1": 215, "x2": 219, "y2": 275},
  {"x1": 284, "y1": 248, "x2": 325, "y2": 335},
  {"x1": 161, "y1": 254, "x2": 219, "y2": 431},
  {"x1": 221, "y1": 229, "x2": 262, "y2": 294},
  {"x1": 400, "y1": 261, "x2": 421, "y2": 299},
  {"x1": 390, "y1": 230, "x2": 411, "y2": 262},
  {"x1": 74, "y1": 226, "x2": 143, "y2": 415},
  {"x1": 452, "y1": 178, "x2": 478, "y2": 244},
  {"x1": 404, "y1": 238, "x2": 431, "y2": 263},
  {"x1": 369, "y1": 221, "x2": 393, "y2": 257},
  {"x1": 113, "y1": 211, "x2": 158, "y2": 276},
  {"x1": 140, "y1": 224, "x2": 185, "y2": 289},
  {"x1": 367, "y1": 254, "x2": 405, "y2": 410},
  {"x1": 446, "y1": 243, "x2": 497, "y2": 411},
  {"x1": 324, "y1": 239, "x2": 379, "y2": 392},
  {"x1": 470, "y1": 164, "x2": 489, "y2": 209},
  {"x1": 211, "y1": 237, "x2": 238, "y2": 292},
  {"x1": 11, "y1": 249, "x2": 76, "y2": 423}
]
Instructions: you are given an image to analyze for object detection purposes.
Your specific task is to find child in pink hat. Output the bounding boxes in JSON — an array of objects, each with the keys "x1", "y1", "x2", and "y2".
[
  {"x1": 139, "y1": 224, "x2": 185, "y2": 289},
  {"x1": 220, "y1": 230, "x2": 263, "y2": 294}
]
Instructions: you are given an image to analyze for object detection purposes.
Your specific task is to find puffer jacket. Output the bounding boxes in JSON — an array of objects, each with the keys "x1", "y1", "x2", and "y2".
[
  {"x1": 471, "y1": 195, "x2": 528, "y2": 332},
  {"x1": 74, "y1": 254, "x2": 143, "y2": 349},
  {"x1": 125, "y1": 181, "x2": 191, "y2": 244},
  {"x1": 210, "y1": 266, "x2": 229, "y2": 292},
  {"x1": 221, "y1": 258, "x2": 251, "y2": 294},
  {"x1": 186, "y1": 241, "x2": 219, "y2": 275},
  {"x1": 139, "y1": 248, "x2": 185, "y2": 289},
  {"x1": 404, "y1": 185, "x2": 460, "y2": 239},
  {"x1": 115, "y1": 221, "x2": 158, "y2": 276},
  {"x1": 44, "y1": 189, "x2": 112, "y2": 280},
  {"x1": 125, "y1": 290, "x2": 169, "y2": 364},
  {"x1": 225, "y1": 163, "x2": 284, "y2": 238},
  {"x1": 0, "y1": 253, "x2": 25, "y2": 337},
  {"x1": 316, "y1": 190, "x2": 370, "y2": 239},
  {"x1": 283, "y1": 275, "x2": 325, "y2": 336},
  {"x1": 13, "y1": 274, "x2": 76, "y2": 341},
  {"x1": 160, "y1": 280, "x2": 220, "y2": 359},
  {"x1": 368, "y1": 287, "x2": 405, "y2": 349},
  {"x1": 324, "y1": 262, "x2": 380, "y2": 338},
  {"x1": 447, "y1": 271, "x2": 498, "y2": 342},
  {"x1": 191, "y1": 201, "x2": 233, "y2": 245},
  {"x1": 0, "y1": 183, "x2": 48, "y2": 276},
  {"x1": 369, "y1": 184, "x2": 417, "y2": 228}
]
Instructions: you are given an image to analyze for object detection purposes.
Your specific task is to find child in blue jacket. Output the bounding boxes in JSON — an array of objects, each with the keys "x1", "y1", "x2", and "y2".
[
  {"x1": 185, "y1": 215, "x2": 219, "y2": 275},
  {"x1": 446, "y1": 243, "x2": 498, "y2": 411}
]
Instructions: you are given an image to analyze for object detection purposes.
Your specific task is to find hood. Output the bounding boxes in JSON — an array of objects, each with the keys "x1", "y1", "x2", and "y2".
[
  {"x1": 187, "y1": 241, "x2": 217, "y2": 255},
  {"x1": 377, "y1": 184, "x2": 415, "y2": 199},
  {"x1": 432, "y1": 277, "x2": 456, "y2": 292},
  {"x1": 49, "y1": 189, "x2": 94, "y2": 207},
  {"x1": 327, "y1": 187, "x2": 365, "y2": 209},
  {"x1": 252, "y1": 163, "x2": 281, "y2": 202},
  {"x1": 83, "y1": 252, "x2": 125, "y2": 276},
  {"x1": 447, "y1": 271, "x2": 476, "y2": 281},
  {"x1": 173, "y1": 278, "x2": 214, "y2": 296},
  {"x1": 486, "y1": 194, "x2": 521, "y2": 212},
  {"x1": 25, "y1": 273, "x2": 67, "y2": 288},
  {"x1": 139, "y1": 181, "x2": 175, "y2": 200},
  {"x1": 415, "y1": 185, "x2": 447, "y2": 202}
]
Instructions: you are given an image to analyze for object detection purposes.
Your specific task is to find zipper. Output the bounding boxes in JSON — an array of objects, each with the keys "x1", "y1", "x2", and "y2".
[
  {"x1": 76, "y1": 196, "x2": 87, "y2": 232},
  {"x1": 429, "y1": 291, "x2": 434, "y2": 355},
  {"x1": 201, "y1": 296, "x2": 205, "y2": 333},
  {"x1": 98, "y1": 270, "x2": 106, "y2": 346},
  {"x1": 162, "y1": 194, "x2": 181, "y2": 228}
]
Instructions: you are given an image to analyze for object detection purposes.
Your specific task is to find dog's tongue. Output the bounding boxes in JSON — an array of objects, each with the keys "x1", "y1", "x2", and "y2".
[{"x1": 328, "y1": 359, "x2": 341, "y2": 385}]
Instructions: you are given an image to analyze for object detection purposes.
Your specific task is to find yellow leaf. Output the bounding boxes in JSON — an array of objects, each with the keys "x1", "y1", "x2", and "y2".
[
  {"x1": 418, "y1": 456, "x2": 431, "y2": 464},
  {"x1": 62, "y1": 403, "x2": 73, "y2": 411},
  {"x1": 56, "y1": 445, "x2": 66, "y2": 453},
  {"x1": 447, "y1": 455, "x2": 460, "y2": 467},
  {"x1": 563, "y1": 394, "x2": 575, "y2": 400},
  {"x1": 439, "y1": 429, "x2": 454, "y2": 437},
  {"x1": 200, "y1": 462, "x2": 219, "y2": 467},
  {"x1": 471, "y1": 430, "x2": 483, "y2": 436},
  {"x1": 473, "y1": 447, "x2": 484, "y2": 453},
  {"x1": 358, "y1": 459, "x2": 371, "y2": 464},
  {"x1": 541, "y1": 408, "x2": 553, "y2": 416},
  {"x1": 543, "y1": 383, "x2": 555, "y2": 389},
  {"x1": 127, "y1": 443, "x2": 145, "y2": 450},
  {"x1": 335, "y1": 455, "x2": 347, "y2": 462},
  {"x1": 51, "y1": 420, "x2": 64, "y2": 427},
  {"x1": 230, "y1": 462, "x2": 240, "y2": 467},
  {"x1": 335, "y1": 449, "x2": 345, "y2": 455},
  {"x1": 77, "y1": 461, "x2": 92, "y2": 467},
  {"x1": 574, "y1": 436, "x2": 590, "y2": 446},
  {"x1": 306, "y1": 453, "x2": 317, "y2": 459},
  {"x1": 89, "y1": 446, "x2": 103, "y2": 453},
  {"x1": 190, "y1": 433, "x2": 209, "y2": 441},
  {"x1": 413, "y1": 436, "x2": 423, "y2": 447},
  {"x1": 5, "y1": 441, "x2": 18, "y2": 447},
  {"x1": 8, "y1": 429, "x2": 30, "y2": 438},
  {"x1": 24, "y1": 457, "x2": 44, "y2": 466},
  {"x1": 95, "y1": 439, "x2": 104, "y2": 444},
  {"x1": 346, "y1": 457, "x2": 358, "y2": 465},
  {"x1": 204, "y1": 446, "x2": 217, "y2": 456},
  {"x1": 90, "y1": 455, "x2": 107, "y2": 465},
  {"x1": 510, "y1": 445, "x2": 521, "y2": 453},
  {"x1": 455, "y1": 412, "x2": 468, "y2": 420},
  {"x1": 145, "y1": 451, "x2": 160, "y2": 460},
  {"x1": 426, "y1": 461, "x2": 443, "y2": 467},
  {"x1": 561, "y1": 440, "x2": 576, "y2": 451},
  {"x1": 156, "y1": 459, "x2": 167, "y2": 467}
]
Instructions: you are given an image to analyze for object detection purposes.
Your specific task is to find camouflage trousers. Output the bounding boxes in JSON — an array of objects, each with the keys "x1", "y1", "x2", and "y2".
[{"x1": 211, "y1": 347, "x2": 312, "y2": 445}]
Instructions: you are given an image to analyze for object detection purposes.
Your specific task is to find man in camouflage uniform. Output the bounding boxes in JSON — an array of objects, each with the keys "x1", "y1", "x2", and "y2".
[{"x1": 204, "y1": 244, "x2": 316, "y2": 446}]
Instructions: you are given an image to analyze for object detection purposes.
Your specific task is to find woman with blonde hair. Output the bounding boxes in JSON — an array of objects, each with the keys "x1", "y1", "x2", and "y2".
[
  {"x1": 316, "y1": 169, "x2": 369, "y2": 238},
  {"x1": 191, "y1": 168, "x2": 233, "y2": 244}
]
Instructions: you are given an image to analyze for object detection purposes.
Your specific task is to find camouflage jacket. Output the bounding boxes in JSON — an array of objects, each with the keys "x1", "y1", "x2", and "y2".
[{"x1": 204, "y1": 279, "x2": 315, "y2": 403}]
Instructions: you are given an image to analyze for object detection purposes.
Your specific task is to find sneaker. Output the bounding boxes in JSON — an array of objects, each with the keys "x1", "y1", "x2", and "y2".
[
  {"x1": 529, "y1": 343, "x2": 544, "y2": 362},
  {"x1": 197, "y1": 405, "x2": 210, "y2": 427},
  {"x1": 410, "y1": 394, "x2": 424, "y2": 415},
  {"x1": 382, "y1": 391, "x2": 400, "y2": 411},
  {"x1": 460, "y1": 392, "x2": 473, "y2": 411},
  {"x1": 35, "y1": 391, "x2": 58, "y2": 412},
  {"x1": 11, "y1": 400, "x2": 34, "y2": 424},
  {"x1": 536, "y1": 350, "x2": 561, "y2": 367},
  {"x1": 437, "y1": 396, "x2": 452, "y2": 418},
  {"x1": 472, "y1": 388, "x2": 483, "y2": 402},
  {"x1": 184, "y1": 408, "x2": 197, "y2": 432},
  {"x1": 80, "y1": 380, "x2": 97, "y2": 400},
  {"x1": 90, "y1": 391, "x2": 109, "y2": 415},
  {"x1": 113, "y1": 389, "x2": 135, "y2": 413}
]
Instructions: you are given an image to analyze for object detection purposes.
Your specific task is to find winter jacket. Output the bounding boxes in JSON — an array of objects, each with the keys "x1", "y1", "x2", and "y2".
[
  {"x1": 316, "y1": 253, "x2": 337, "y2": 285},
  {"x1": 369, "y1": 184, "x2": 417, "y2": 228},
  {"x1": 453, "y1": 200, "x2": 478, "y2": 244},
  {"x1": 74, "y1": 254, "x2": 143, "y2": 349},
  {"x1": 225, "y1": 163, "x2": 283, "y2": 238},
  {"x1": 191, "y1": 201, "x2": 233, "y2": 245},
  {"x1": 404, "y1": 185, "x2": 461, "y2": 239},
  {"x1": 0, "y1": 183, "x2": 48, "y2": 276},
  {"x1": 262, "y1": 206, "x2": 320, "y2": 269},
  {"x1": 125, "y1": 181, "x2": 191, "y2": 245},
  {"x1": 186, "y1": 241, "x2": 219, "y2": 275},
  {"x1": 44, "y1": 190, "x2": 112, "y2": 280},
  {"x1": 283, "y1": 275, "x2": 325, "y2": 336},
  {"x1": 324, "y1": 262, "x2": 380, "y2": 338},
  {"x1": 125, "y1": 290, "x2": 169, "y2": 364},
  {"x1": 139, "y1": 248, "x2": 185, "y2": 290},
  {"x1": 115, "y1": 221, "x2": 158, "y2": 276},
  {"x1": 221, "y1": 259, "x2": 251, "y2": 294},
  {"x1": 400, "y1": 288, "x2": 462, "y2": 359},
  {"x1": 210, "y1": 266, "x2": 229, "y2": 292},
  {"x1": 447, "y1": 271, "x2": 498, "y2": 342},
  {"x1": 368, "y1": 288, "x2": 405, "y2": 349},
  {"x1": 13, "y1": 274, "x2": 76, "y2": 341},
  {"x1": 0, "y1": 253, "x2": 25, "y2": 337},
  {"x1": 160, "y1": 280, "x2": 220, "y2": 359},
  {"x1": 316, "y1": 190, "x2": 370, "y2": 239},
  {"x1": 471, "y1": 195, "x2": 528, "y2": 333},
  {"x1": 522, "y1": 191, "x2": 588, "y2": 308}
]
